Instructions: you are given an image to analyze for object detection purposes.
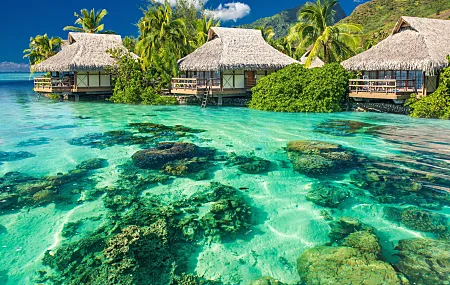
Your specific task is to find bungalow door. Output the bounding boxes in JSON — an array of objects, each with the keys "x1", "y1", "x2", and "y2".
[{"x1": 245, "y1": 71, "x2": 256, "y2": 88}]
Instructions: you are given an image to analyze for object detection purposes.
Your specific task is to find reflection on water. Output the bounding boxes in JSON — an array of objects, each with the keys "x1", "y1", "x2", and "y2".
[{"x1": 1, "y1": 76, "x2": 450, "y2": 285}]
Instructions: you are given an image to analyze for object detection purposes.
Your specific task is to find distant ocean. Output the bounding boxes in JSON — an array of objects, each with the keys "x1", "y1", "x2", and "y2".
[{"x1": 0, "y1": 72, "x2": 44, "y2": 84}]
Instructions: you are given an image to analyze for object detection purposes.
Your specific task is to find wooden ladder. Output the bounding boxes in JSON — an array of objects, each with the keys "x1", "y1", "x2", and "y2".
[{"x1": 201, "y1": 87, "x2": 209, "y2": 108}]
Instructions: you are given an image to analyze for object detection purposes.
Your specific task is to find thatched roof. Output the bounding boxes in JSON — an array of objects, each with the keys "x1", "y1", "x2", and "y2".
[
  {"x1": 33, "y1": 32, "x2": 127, "y2": 72},
  {"x1": 300, "y1": 47, "x2": 325, "y2": 68},
  {"x1": 178, "y1": 27, "x2": 298, "y2": 71},
  {"x1": 342, "y1": 16, "x2": 450, "y2": 75}
]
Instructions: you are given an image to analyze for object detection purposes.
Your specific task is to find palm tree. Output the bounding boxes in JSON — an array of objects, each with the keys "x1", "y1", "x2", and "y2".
[
  {"x1": 257, "y1": 26, "x2": 276, "y2": 43},
  {"x1": 23, "y1": 34, "x2": 63, "y2": 65},
  {"x1": 64, "y1": 8, "x2": 114, "y2": 34},
  {"x1": 288, "y1": 0, "x2": 362, "y2": 67},
  {"x1": 190, "y1": 15, "x2": 220, "y2": 50},
  {"x1": 136, "y1": 4, "x2": 188, "y2": 70}
]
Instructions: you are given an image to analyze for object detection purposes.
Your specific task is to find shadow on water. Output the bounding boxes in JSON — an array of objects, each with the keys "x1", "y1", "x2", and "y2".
[{"x1": 0, "y1": 270, "x2": 8, "y2": 284}]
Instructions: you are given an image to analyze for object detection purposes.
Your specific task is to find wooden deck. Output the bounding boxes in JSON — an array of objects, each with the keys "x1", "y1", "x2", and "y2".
[
  {"x1": 34, "y1": 77, "x2": 111, "y2": 94},
  {"x1": 171, "y1": 77, "x2": 254, "y2": 97},
  {"x1": 349, "y1": 79, "x2": 419, "y2": 100}
]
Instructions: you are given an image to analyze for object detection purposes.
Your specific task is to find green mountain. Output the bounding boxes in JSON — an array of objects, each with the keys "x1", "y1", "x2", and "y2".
[
  {"x1": 241, "y1": 2, "x2": 347, "y2": 38},
  {"x1": 341, "y1": 0, "x2": 450, "y2": 36}
]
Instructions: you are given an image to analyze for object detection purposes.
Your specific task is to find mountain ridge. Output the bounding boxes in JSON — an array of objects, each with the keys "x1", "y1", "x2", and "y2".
[{"x1": 240, "y1": 1, "x2": 347, "y2": 38}]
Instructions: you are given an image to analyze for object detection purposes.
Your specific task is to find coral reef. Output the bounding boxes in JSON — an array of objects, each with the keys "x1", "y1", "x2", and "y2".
[
  {"x1": 286, "y1": 140, "x2": 356, "y2": 175},
  {"x1": 0, "y1": 151, "x2": 35, "y2": 162},
  {"x1": 39, "y1": 183, "x2": 251, "y2": 284},
  {"x1": 62, "y1": 221, "x2": 82, "y2": 238},
  {"x1": 16, "y1": 137, "x2": 51, "y2": 147},
  {"x1": 0, "y1": 158, "x2": 107, "y2": 212},
  {"x1": 132, "y1": 142, "x2": 199, "y2": 169},
  {"x1": 384, "y1": 206, "x2": 448, "y2": 235},
  {"x1": 297, "y1": 246, "x2": 406, "y2": 285},
  {"x1": 396, "y1": 238, "x2": 450, "y2": 285},
  {"x1": 313, "y1": 119, "x2": 382, "y2": 137},
  {"x1": 305, "y1": 182, "x2": 350, "y2": 208},
  {"x1": 226, "y1": 153, "x2": 271, "y2": 174},
  {"x1": 328, "y1": 216, "x2": 374, "y2": 243},
  {"x1": 344, "y1": 231, "x2": 381, "y2": 256}
]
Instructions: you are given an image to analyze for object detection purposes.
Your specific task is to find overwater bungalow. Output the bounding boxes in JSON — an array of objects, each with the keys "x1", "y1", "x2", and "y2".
[
  {"x1": 342, "y1": 16, "x2": 450, "y2": 103},
  {"x1": 33, "y1": 32, "x2": 128, "y2": 100},
  {"x1": 171, "y1": 27, "x2": 297, "y2": 105}
]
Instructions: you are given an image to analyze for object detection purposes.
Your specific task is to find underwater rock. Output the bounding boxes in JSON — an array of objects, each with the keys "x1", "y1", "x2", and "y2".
[
  {"x1": 344, "y1": 231, "x2": 381, "y2": 256},
  {"x1": 76, "y1": 158, "x2": 108, "y2": 171},
  {"x1": 314, "y1": 119, "x2": 380, "y2": 137},
  {"x1": 328, "y1": 216, "x2": 374, "y2": 243},
  {"x1": 305, "y1": 182, "x2": 350, "y2": 208},
  {"x1": 0, "y1": 151, "x2": 35, "y2": 162},
  {"x1": 68, "y1": 130, "x2": 154, "y2": 149},
  {"x1": 396, "y1": 238, "x2": 450, "y2": 285},
  {"x1": 384, "y1": 206, "x2": 448, "y2": 234},
  {"x1": 162, "y1": 157, "x2": 210, "y2": 179},
  {"x1": 16, "y1": 137, "x2": 51, "y2": 147},
  {"x1": 0, "y1": 192, "x2": 19, "y2": 210},
  {"x1": 0, "y1": 171, "x2": 36, "y2": 193},
  {"x1": 128, "y1": 122, "x2": 204, "y2": 134},
  {"x1": 297, "y1": 246, "x2": 405, "y2": 285},
  {"x1": 132, "y1": 142, "x2": 198, "y2": 169},
  {"x1": 36, "y1": 124, "x2": 77, "y2": 130},
  {"x1": 226, "y1": 153, "x2": 271, "y2": 174},
  {"x1": 62, "y1": 221, "x2": 82, "y2": 238},
  {"x1": 250, "y1": 276, "x2": 284, "y2": 285},
  {"x1": 287, "y1": 140, "x2": 355, "y2": 175},
  {"x1": 32, "y1": 189, "x2": 56, "y2": 205}
]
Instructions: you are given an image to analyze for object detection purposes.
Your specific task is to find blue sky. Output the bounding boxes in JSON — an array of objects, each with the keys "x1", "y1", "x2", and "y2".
[{"x1": 3, "y1": 0, "x2": 367, "y2": 63}]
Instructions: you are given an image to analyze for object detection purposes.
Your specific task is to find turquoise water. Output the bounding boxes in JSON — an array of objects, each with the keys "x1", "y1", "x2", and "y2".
[{"x1": 1, "y1": 73, "x2": 450, "y2": 284}]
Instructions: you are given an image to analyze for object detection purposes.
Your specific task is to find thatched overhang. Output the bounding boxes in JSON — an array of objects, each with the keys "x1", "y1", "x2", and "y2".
[
  {"x1": 178, "y1": 27, "x2": 298, "y2": 71},
  {"x1": 33, "y1": 32, "x2": 129, "y2": 72},
  {"x1": 342, "y1": 16, "x2": 450, "y2": 75}
]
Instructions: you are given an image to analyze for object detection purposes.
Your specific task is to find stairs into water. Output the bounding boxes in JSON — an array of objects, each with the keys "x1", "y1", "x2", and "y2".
[{"x1": 201, "y1": 88, "x2": 210, "y2": 108}]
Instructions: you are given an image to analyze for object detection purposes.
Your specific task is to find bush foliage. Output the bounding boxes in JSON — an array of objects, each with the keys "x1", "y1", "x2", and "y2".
[
  {"x1": 107, "y1": 48, "x2": 176, "y2": 105},
  {"x1": 248, "y1": 63, "x2": 351, "y2": 113},
  {"x1": 408, "y1": 58, "x2": 450, "y2": 119}
]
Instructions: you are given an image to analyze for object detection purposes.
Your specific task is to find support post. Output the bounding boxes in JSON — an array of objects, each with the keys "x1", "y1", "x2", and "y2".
[{"x1": 75, "y1": 94, "x2": 80, "y2": 102}]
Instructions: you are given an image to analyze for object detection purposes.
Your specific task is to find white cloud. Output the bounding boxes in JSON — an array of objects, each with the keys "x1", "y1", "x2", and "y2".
[{"x1": 206, "y1": 2, "x2": 251, "y2": 22}]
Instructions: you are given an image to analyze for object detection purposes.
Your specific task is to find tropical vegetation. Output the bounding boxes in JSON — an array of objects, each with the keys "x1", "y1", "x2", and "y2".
[
  {"x1": 23, "y1": 34, "x2": 63, "y2": 65},
  {"x1": 63, "y1": 8, "x2": 114, "y2": 34},
  {"x1": 287, "y1": 0, "x2": 362, "y2": 67},
  {"x1": 107, "y1": 48, "x2": 176, "y2": 105},
  {"x1": 249, "y1": 63, "x2": 351, "y2": 113},
  {"x1": 407, "y1": 57, "x2": 450, "y2": 119}
]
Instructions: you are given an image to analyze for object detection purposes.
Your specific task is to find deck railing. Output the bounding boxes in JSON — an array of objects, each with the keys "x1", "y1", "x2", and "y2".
[
  {"x1": 34, "y1": 76, "x2": 75, "y2": 91},
  {"x1": 171, "y1": 78, "x2": 221, "y2": 91},
  {"x1": 349, "y1": 79, "x2": 418, "y2": 95}
]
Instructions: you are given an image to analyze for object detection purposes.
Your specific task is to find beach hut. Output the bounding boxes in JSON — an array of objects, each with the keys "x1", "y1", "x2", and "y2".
[
  {"x1": 342, "y1": 16, "x2": 450, "y2": 102},
  {"x1": 171, "y1": 27, "x2": 298, "y2": 103},
  {"x1": 33, "y1": 32, "x2": 129, "y2": 99}
]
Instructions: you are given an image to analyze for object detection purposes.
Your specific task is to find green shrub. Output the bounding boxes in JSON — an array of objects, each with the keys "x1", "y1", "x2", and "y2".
[
  {"x1": 107, "y1": 48, "x2": 175, "y2": 105},
  {"x1": 48, "y1": 93, "x2": 61, "y2": 100},
  {"x1": 408, "y1": 57, "x2": 450, "y2": 119},
  {"x1": 248, "y1": 63, "x2": 351, "y2": 113}
]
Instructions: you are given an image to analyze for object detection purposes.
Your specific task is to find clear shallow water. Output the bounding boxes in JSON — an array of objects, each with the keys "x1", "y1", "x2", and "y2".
[{"x1": 1, "y1": 74, "x2": 450, "y2": 284}]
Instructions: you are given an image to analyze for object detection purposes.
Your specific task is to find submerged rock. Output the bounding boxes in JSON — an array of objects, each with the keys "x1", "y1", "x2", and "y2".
[
  {"x1": 68, "y1": 130, "x2": 154, "y2": 149},
  {"x1": 16, "y1": 137, "x2": 51, "y2": 147},
  {"x1": 306, "y1": 182, "x2": 350, "y2": 208},
  {"x1": 0, "y1": 193, "x2": 19, "y2": 210},
  {"x1": 227, "y1": 153, "x2": 271, "y2": 174},
  {"x1": 76, "y1": 158, "x2": 108, "y2": 171},
  {"x1": 396, "y1": 238, "x2": 450, "y2": 285},
  {"x1": 314, "y1": 119, "x2": 380, "y2": 137},
  {"x1": 328, "y1": 216, "x2": 374, "y2": 243},
  {"x1": 287, "y1": 140, "x2": 356, "y2": 175},
  {"x1": 128, "y1": 122, "x2": 204, "y2": 134},
  {"x1": 384, "y1": 206, "x2": 448, "y2": 234},
  {"x1": 344, "y1": 231, "x2": 381, "y2": 256},
  {"x1": 0, "y1": 151, "x2": 35, "y2": 162},
  {"x1": 297, "y1": 246, "x2": 405, "y2": 285},
  {"x1": 132, "y1": 142, "x2": 198, "y2": 169}
]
